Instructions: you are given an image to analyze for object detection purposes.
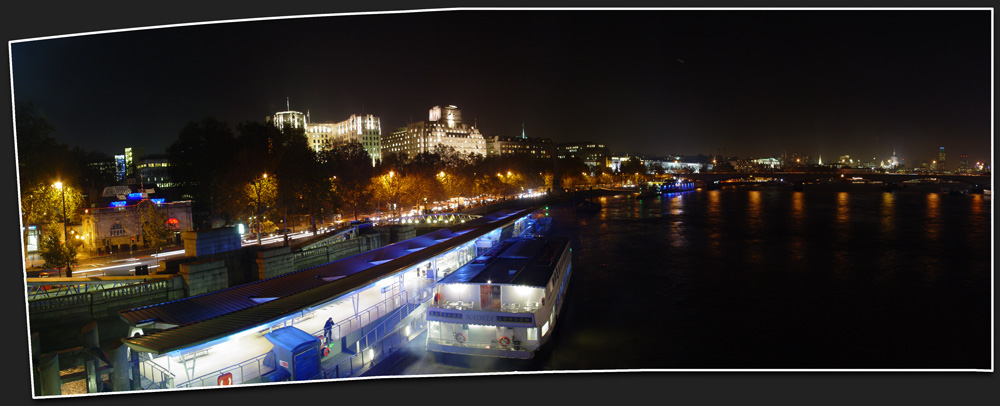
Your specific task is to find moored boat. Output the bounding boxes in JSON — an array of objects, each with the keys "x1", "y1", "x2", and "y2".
[{"x1": 425, "y1": 215, "x2": 572, "y2": 359}]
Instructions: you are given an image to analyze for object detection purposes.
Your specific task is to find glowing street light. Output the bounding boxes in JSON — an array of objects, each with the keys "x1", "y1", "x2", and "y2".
[{"x1": 53, "y1": 181, "x2": 71, "y2": 277}]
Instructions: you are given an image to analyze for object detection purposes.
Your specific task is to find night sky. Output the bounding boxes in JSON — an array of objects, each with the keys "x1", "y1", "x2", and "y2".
[
  {"x1": 9, "y1": 8, "x2": 993, "y2": 166},
  {"x1": 3, "y1": 5, "x2": 998, "y2": 403}
]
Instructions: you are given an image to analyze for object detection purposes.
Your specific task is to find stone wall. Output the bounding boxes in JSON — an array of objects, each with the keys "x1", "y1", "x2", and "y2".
[
  {"x1": 293, "y1": 233, "x2": 386, "y2": 272},
  {"x1": 182, "y1": 227, "x2": 241, "y2": 258},
  {"x1": 179, "y1": 259, "x2": 228, "y2": 296},
  {"x1": 256, "y1": 232, "x2": 388, "y2": 279},
  {"x1": 256, "y1": 246, "x2": 294, "y2": 280},
  {"x1": 374, "y1": 225, "x2": 416, "y2": 244}
]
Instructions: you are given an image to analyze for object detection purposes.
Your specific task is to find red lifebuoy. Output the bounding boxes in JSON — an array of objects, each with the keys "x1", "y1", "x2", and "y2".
[
  {"x1": 322, "y1": 347, "x2": 331, "y2": 357},
  {"x1": 498, "y1": 336, "x2": 511, "y2": 347},
  {"x1": 454, "y1": 332, "x2": 466, "y2": 343}
]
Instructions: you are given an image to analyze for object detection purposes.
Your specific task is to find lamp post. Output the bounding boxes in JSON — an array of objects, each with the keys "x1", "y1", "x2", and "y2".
[
  {"x1": 256, "y1": 173, "x2": 268, "y2": 246},
  {"x1": 53, "y1": 181, "x2": 71, "y2": 277}
]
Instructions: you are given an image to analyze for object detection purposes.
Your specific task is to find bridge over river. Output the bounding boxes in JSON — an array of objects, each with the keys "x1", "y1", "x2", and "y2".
[{"x1": 677, "y1": 171, "x2": 991, "y2": 190}]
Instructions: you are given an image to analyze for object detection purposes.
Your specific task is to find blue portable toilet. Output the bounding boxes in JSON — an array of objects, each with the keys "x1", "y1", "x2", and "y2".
[{"x1": 260, "y1": 327, "x2": 321, "y2": 382}]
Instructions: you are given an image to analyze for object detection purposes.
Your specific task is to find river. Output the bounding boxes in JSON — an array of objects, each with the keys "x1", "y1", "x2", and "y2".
[{"x1": 378, "y1": 185, "x2": 991, "y2": 374}]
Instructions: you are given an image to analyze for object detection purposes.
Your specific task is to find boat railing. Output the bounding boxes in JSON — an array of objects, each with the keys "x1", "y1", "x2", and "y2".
[
  {"x1": 321, "y1": 301, "x2": 428, "y2": 379},
  {"x1": 307, "y1": 290, "x2": 409, "y2": 342},
  {"x1": 136, "y1": 352, "x2": 176, "y2": 390},
  {"x1": 171, "y1": 291, "x2": 411, "y2": 388},
  {"x1": 427, "y1": 336, "x2": 541, "y2": 353},
  {"x1": 428, "y1": 302, "x2": 541, "y2": 313},
  {"x1": 173, "y1": 352, "x2": 270, "y2": 389}
]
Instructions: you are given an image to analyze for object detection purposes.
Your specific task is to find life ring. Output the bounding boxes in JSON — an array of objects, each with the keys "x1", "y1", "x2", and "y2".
[
  {"x1": 498, "y1": 336, "x2": 511, "y2": 347},
  {"x1": 454, "y1": 332, "x2": 466, "y2": 343},
  {"x1": 322, "y1": 347, "x2": 330, "y2": 357}
]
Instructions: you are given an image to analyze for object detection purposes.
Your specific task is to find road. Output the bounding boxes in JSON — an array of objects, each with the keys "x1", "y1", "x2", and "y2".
[{"x1": 25, "y1": 228, "x2": 328, "y2": 277}]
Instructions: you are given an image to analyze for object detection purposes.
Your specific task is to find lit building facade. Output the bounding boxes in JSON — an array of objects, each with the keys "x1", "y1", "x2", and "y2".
[
  {"x1": 937, "y1": 147, "x2": 947, "y2": 172},
  {"x1": 638, "y1": 156, "x2": 709, "y2": 173},
  {"x1": 87, "y1": 160, "x2": 119, "y2": 184},
  {"x1": 124, "y1": 146, "x2": 146, "y2": 178},
  {"x1": 270, "y1": 111, "x2": 308, "y2": 131},
  {"x1": 557, "y1": 142, "x2": 611, "y2": 170},
  {"x1": 114, "y1": 155, "x2": 127, "y2": 181},
  {"x1": 381, "y1": 105, "x2": 486, "y2": 159},
  {"x1": 485, "y1": 134, "x2": 554, "y2": 159},
  {"x1": 306, "y1": 114, "x2": 382, "y2": 161},
  {"x1": 79, "y1": 198, "x2": 193, "y2": 254},
  {"x1": 136, "y1": 154, "x2": 175, "y2": 188}
]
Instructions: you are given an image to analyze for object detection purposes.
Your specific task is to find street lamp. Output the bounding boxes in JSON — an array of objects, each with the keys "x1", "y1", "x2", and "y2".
[
  {"x1": 53, "y1": 181, "x2": 71, "y2": 277},
  {"x1": 253, "y1": 173, "x2": 268, "y2": 246}
]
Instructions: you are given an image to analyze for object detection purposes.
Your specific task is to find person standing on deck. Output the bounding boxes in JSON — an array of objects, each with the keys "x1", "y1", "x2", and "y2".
[{"x1": 323, "y1": 317, "x2": 334, "y2": 344}]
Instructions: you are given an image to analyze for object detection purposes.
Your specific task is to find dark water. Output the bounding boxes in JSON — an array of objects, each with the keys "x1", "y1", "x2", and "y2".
[{"x1": 536, "y1": 186, "x2": 991, "y2": 370}]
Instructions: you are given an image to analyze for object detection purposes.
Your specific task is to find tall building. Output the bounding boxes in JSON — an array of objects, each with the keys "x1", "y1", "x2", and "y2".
[
  {"x1": 958, "y1": 153, "x2": 969, "y2": 173},
  {"x1": 270, "y1": 110, "x2": 308, "y2": 131},
  {"x1": 557, "y1": 142, "x2": 611, "y2": 170},
  {"x1": 887, "y1": 149, "x2": 900, "y2": 169},
  {"x1": 124, "y1": 146, "x2": 146, "y2": 178},
  {"x1": 114, "y1": 155, "x2": 127, "y2": 181},
  {"x1": 485, "y1": 126, "x2": 555, "y2": 159},
  {"x1": 937, "y1": 147, "x2": 946, "y2": 172},
  {"x1": 306, "y1": 114, "x2": 382, "y2": 162},
  {"x1": 86, "y1": 159, "x2": 118, "y2": 185},
  {"x1": 381, "y1": 105, "x2": 486, "y2": 159},
  {"x1": 136, "y1": 154, "x2": 175, "y2": 188}
]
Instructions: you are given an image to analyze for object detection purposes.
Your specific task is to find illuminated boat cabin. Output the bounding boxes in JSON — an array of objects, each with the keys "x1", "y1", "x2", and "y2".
[{"x1": 425, "y1": 228, "x2": 572, "y2": 359}]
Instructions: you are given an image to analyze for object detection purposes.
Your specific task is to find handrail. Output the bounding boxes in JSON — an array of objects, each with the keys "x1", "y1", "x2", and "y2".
[
  {"x1": 173, "y1": 290, "x2": 412, "y2": 388},
  {"x1": 138, "y1": 352, "x2": 176, "y2": 390},
  {"x1": 173, "y1": 352, "x2": 269, "y2": 388}
]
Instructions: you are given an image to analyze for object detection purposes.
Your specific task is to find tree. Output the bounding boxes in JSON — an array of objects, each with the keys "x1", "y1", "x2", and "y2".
[
  {"x1": 38, "y1": 234, "x2": 78, "y2": 275},
  {"x1": 620, "y1": 158, "x2": 647, "y2": 182},
  {"x1": 136, "y1": 200, "x2": 173, "y2": 255},
  {"x1": 245, "y1": 174, "x2": 277, "y2": 245},
  {"x1": 167, "y1": 117, "x2": 237, "y2": 228},
  {"x1": 19, "y1": 181, "x2": 84, "y2": 258},
  {"x1": 399, "y1": 172, "x2": 445, "y2": 213},
  {"x1": 322, "y1": 141, "x2": 373, "y2": 221},
  {"x1": 272, "y1": 126, "x2": 325, "y2": 241},
  {"x1": 369, "y1": 171, "x2": 403, "y2": 217}
]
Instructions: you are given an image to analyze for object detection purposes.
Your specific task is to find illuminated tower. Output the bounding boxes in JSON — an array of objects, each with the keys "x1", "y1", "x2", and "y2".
[
  {"x1": 937, "y1": 147, "x2": 946, "y2": 172},
  {"x1": 272, "y1": 110, "x2": 307, "y2": 131}
]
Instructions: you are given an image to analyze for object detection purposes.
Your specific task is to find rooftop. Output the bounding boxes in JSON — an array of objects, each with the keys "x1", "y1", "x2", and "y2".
[{"x1": 119, "y1": 208, "x2": 534, "y2": 355}]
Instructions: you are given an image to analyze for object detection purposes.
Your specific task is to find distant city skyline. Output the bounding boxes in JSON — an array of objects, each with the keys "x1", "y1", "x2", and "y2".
[{"x1": 9, "y1": 8, "x2": 992, "y2": 167}]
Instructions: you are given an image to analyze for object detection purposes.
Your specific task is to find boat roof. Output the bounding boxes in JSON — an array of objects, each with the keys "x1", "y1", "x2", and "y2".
[
  {"x1": 119, "y1": 208, "x2": 534, "y2": 355},
  {"x1": 438, "y1": 236, "x2": 569, "y2": 287}
]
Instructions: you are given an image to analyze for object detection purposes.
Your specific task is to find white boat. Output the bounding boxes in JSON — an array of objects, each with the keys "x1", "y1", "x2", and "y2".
[{"x1": 425, "y1": 216, "x2": 572, "y2": 359}]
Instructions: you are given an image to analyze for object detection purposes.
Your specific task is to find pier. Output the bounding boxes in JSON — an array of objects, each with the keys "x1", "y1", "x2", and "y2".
[{"x1": 32, "y1": 207, "x2": 541, "y2": 395}]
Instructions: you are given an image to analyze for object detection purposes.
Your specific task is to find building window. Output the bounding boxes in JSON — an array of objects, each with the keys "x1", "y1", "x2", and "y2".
[{"x1": 110, "y1": 223, "x2": 126, "y2": 237}]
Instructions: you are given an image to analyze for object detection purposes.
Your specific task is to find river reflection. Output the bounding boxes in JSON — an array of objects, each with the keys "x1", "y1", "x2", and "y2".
[{"x1": 540, "y1": 187, "x2": 991, "y2": 370}]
